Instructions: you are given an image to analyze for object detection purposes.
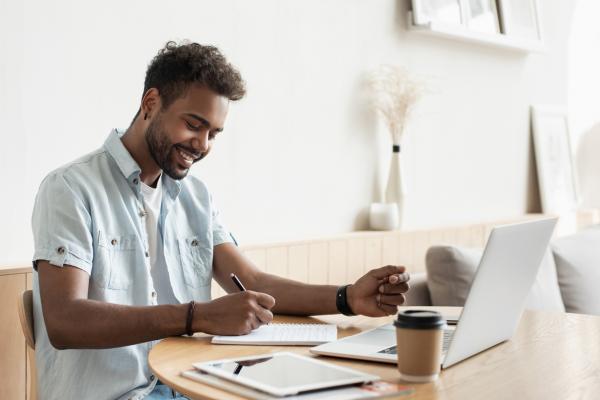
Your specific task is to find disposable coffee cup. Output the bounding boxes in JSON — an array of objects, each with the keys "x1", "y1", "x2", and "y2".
[{"x1": 394, "y1": 310, "x2": 446, "y2": 383}]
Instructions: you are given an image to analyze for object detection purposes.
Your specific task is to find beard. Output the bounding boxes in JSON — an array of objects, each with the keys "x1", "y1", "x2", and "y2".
[{"x1": 145, "y1": 114, "x2": 198, "y2": 180}]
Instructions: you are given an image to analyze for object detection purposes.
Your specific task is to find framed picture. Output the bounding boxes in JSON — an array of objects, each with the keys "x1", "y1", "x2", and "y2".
[
  {"x1": 411, "y1": 0, "x2": 464, "y2": 26},
  {"x1": 498, "y1": 0, "x2": 542, "y2": 41},
  {"x1": 464, "y1": 0, "x2": 500, "y2": 34},
  {"x1": 531, "y1": 106, "x2": 578, "y2": 214}
]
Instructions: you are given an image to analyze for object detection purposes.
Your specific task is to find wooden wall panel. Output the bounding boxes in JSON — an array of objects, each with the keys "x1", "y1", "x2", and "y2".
[
  {"x1": 287, "y1": 245, "x2": 309, "y2": 283},
  {"x1": 26, "y1": 273, "x2": 33, "y2": 400},
  {"x1": 398, "y1": 232, "x2": 415, "y2": 270},
  {"x1": 346, "y1": 238, "x2": 365, "y2": 283},
  {"x1": 469, "y1": 225, "x2": 485, "y2": 247},
  {"x1": 412, "y1": 231, "x2": 430, "y2": 273},
  {"x1": 364, "y1": 237, "x2": 382, "y2": 274},
  {"x1": 308, "y1": 242, "x2": 328, "y2": 284},
  {"x1": 265, "y1": 247, "x2": 288, "y2": 278},
  {"x1": 441, "y1": 228, "x2": 459, "y2": 246},
  {"x1": 210, "y1": 215, "x2": 545, "y2": 296},
  {"x1": 243, "y1": 249, "x2": 267, "y2": 271},
  {"x1": 0, "y1": 274, "x2": 26, "y2": 400},
  {"x1": 328, "y1": 240, "x2": 348, "y2": 285},
  {"x1": 382, "y1": 234, "x2": 400, "y2": 266}
]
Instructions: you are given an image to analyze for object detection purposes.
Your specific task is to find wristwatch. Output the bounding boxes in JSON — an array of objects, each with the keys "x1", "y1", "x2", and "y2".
[{"x1": 336, "y1": 284, "x2": 355, "y2": 316}]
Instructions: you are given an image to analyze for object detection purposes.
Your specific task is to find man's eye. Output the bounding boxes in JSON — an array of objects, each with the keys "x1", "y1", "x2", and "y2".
[{"x1": 186, "y1": 122, "x2": 200, "y2": 130}]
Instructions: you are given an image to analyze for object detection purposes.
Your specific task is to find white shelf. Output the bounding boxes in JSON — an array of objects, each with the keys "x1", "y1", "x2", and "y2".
[{"x1": 407, "y1": 12, "x2": 544, "y2": 53}]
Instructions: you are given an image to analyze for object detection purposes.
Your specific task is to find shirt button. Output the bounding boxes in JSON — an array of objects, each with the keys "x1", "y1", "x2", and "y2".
[
  {"x1": 191, "y1": 239, "x2": 199, "y2": 246},
  {"x1": 133, "y1": 178, "x2": 139, "y2": 185},
  {"x1": 57, "y1": 246, "x2": 65, "y2": 254},
  {"x1": 150, "y1": 374, "x2": 155, "y2": 381},
  {"x1": 145, "y1": 251, "x2": 149, "y2": 257},
  {"x1": 151, "y1": 291, "x2": 157, "y2": 298},
  {"x1": 139, "y1": 209, "x2": 147, "y2": 217},
  {"x1": 111, "y1": 239, "x2": 118, "y2": 246}
]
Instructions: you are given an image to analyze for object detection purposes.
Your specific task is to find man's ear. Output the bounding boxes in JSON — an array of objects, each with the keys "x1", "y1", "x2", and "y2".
[{"x1": 141, "y1": 88, "x2": 161, "y2": 119}]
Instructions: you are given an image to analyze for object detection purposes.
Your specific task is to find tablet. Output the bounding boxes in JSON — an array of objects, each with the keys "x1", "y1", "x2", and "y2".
[{"x1": 193, "y1": 352, "x2": 380, "y2": 397}]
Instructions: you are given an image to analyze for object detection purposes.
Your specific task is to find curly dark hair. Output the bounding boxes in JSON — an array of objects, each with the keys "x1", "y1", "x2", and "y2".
[{"x1": 141, "y1": 40, "x2": 246, "y2": 111}]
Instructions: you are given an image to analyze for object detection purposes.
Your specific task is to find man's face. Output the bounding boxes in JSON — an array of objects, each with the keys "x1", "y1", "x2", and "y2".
[{"x1": 145, "y1": 85, "x2": 229, "y2": 180}]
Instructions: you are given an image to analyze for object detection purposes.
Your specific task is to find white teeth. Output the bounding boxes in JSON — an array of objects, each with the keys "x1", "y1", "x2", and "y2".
[{"x1": 177, "y1": 147, "x2": 194, "y2": 165}]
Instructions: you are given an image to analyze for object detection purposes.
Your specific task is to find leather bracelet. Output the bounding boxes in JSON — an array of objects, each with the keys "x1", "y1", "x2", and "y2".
[
  {"x1": 336, "y1": 285, "x2": 355, "y2": 316},
  {"x1": 185, "y1": 301, "x2": 195, "y2": 336}
]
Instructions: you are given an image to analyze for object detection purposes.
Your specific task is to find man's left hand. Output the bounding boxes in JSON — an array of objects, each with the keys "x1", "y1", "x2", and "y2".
[{"x1": 347, "y1": 265, "x2": 410, "y2": 317}]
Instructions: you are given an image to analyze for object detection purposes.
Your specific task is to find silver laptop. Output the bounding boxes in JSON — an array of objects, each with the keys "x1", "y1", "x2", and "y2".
[{"x1": 311, "y1": 218, "x2": 557, "y2": 369}]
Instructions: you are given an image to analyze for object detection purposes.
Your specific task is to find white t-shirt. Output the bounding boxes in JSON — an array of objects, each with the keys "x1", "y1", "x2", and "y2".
[{"x1": 140, "y1": 175, "x2": 177, "y2": 305}]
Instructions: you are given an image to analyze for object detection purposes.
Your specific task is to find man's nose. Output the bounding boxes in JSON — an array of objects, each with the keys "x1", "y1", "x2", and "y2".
[{"x1": 191, "y1": 130, "x2": 210, "y2": 153}]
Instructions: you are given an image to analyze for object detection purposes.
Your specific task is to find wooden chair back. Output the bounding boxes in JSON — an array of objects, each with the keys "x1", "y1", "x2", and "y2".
[{"x1": 17, "y1": 290, "x2": 37, "y2": 400}]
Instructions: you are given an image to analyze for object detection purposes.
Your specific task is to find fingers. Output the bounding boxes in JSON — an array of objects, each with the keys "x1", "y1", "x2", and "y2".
[
  {"x1": 369, "y1": 265, "x2": 406, "y2": 280},
  {"x1": 377, "y1": 293, "x2": 406, "y2": 307},
  {"x1": 255, "y1": 307, "x2": 274, "y2": 325},
  {"x1": 381, "y1": 271, "x2": 410, "y2": 285},
  {"x1": 377, "y1": 302, "x2": 399, "y2": 315},
  {"x1": 378, "y1": 281, "x2": 410, "y2": 294},
  {"x1": 254, "y1": 292, "x2": 276, "y2": 309},
  {"x1": 247, "y1": 313, "x2": 262, "y2": 332}
]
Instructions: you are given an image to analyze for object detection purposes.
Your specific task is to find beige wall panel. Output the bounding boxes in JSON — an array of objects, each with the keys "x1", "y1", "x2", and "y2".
[
  {"x1": 412, "y1": 231, "x2": 430, "y2": 273},
  {"x1": 266, "y1": 247, "x2": 288, "y2": 278},
  {"x1": 346, "y1": 238, "x2": 366, "y2": 283},
  {"x1": 328, "y1": 240, "x2": 347, "y2": 285},
  {"x1": 483, "y1": 223, "x2": 495, "y2": 246},
  {"x1": 243, "y1": 249, "x2": 267, "y2": 271},
  {"x1": 26, "y1": 273, "x2": 33, "y2": 400},
  {"x1": 0, "y1": 274, "x2": 26, "y2": 400},
  {"x1": 382, "y1": 234, "x2": 399, "y2": 266},
  {"x1": 308, "y1": 242, "x2": 328, "y2": 284},
  {"x1": 364, "y1": 237, "x2": 382, "y2": 273},
  {"x1": 398, "y1": 232, "x2": 415, "y2": 270},
  {"x1": 457, "y1": 225, "x2": 473, "y2": 247},
  {"x1": 469, "y1": 225, "x2": 486, "y2": 247},
  {"x1": 427, "y1": 229, "x2": 445, "y2": 249},
  {"x1": 441, "y1": 228, "x2": 459, "y2": 246},
  {"x1": 287, "y1": 245, "x2": 309, "y2": 283}
]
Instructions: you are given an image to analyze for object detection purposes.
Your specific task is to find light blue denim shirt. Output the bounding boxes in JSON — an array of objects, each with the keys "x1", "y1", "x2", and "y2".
[{"x1": 31, "y1": 129, "x2": 232, "y2": 400}]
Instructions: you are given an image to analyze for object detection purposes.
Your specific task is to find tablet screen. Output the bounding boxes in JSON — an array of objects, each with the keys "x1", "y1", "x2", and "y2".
[{"x1": 195, "y1": 352, "x2": 378, "y2": 396}]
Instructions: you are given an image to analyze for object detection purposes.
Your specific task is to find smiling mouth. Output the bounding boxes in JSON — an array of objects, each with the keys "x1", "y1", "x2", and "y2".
[{"x1": 174, "y1": 145, "x2": 201, "y2": 168}]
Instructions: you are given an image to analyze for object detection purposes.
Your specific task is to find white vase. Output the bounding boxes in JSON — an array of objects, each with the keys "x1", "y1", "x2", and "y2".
[
  {"x1": 369, "y1": 202, "x2": 399, "y2": 230},
  {"x1": 385, "y1": 149, "x2": 406, "y2": 227}
]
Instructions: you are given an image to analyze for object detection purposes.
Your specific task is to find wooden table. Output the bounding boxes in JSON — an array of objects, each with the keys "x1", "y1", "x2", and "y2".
[{"x1": 149, "y1": 307, "x2": 600, "y2": 399}]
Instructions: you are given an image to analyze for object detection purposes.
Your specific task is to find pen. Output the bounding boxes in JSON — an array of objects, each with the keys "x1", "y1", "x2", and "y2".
[{"x1": 230, "y1": 273, "x2": 246, "y2": 292}]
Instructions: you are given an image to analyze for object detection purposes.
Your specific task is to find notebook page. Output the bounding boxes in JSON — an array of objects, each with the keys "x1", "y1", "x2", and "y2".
[{"x1": 211, "y1": 323, "x2": 337, "y2": 346}]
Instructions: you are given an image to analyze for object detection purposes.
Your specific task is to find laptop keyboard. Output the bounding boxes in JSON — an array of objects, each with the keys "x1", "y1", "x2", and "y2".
[{"x1": 377, "y1": 329, "x2": 455, "y2": 355}]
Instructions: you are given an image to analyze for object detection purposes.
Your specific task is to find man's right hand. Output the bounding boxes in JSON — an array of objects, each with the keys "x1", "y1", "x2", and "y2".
[{"x1": 193, "y1": 291, "x2": 276, "y2": 336}]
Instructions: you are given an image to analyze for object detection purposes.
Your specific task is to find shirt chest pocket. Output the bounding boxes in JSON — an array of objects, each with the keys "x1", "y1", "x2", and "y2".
[
  {"x1": 94, "y1": 232, "x2": 139, "y2": 290},
  {"x1": 177, "y1": 236, "x2": 212, "y2": 288}
]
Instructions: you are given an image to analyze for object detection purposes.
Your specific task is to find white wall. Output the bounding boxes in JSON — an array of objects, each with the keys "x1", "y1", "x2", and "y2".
[
  {"x1": 569, "y1": 0, "x2": 600, "y2": 148},
  {"x1": 0, "y1": 0, "x2": 577, "y2": 264}
]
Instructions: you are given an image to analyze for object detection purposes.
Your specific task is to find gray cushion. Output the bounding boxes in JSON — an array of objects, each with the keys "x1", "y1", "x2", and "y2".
[
  {"x1": 425, "y1": 245, "x2": 565, "y2": 312},
  {"x1": 403, "y1": 272, "x2": 432, "y2": 306},
  {"x1": 552, "y1": 226, "x2": 600, "y2": 315}
]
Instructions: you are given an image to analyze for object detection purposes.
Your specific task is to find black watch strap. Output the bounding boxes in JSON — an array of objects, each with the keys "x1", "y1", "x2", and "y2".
[{"x1": 336, "y1": 285, "x2": 355, "y2": 316}]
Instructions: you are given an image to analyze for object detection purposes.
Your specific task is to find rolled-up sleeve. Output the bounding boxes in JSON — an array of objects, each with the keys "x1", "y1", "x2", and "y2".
[{"x1": 32, "y1": 172, "x2": 93, "y2": 273}]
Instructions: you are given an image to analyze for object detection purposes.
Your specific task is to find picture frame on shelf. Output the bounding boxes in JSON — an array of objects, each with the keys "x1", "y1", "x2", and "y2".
[
  {"x1": 531, "y1": 106, "x2": 579, "y2": 215},
  {"x1": 498, "y1": 0, "x2": 542, "y2": 41},
  {"x1": 464, "y1": 0, "x2": 501, "y2": 34},
  {"x1": 411, "y1": 0, "x2": 464, "y2": 27}
]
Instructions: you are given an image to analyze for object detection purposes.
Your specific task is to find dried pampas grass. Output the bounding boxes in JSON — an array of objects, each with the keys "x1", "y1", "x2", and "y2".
[{"x1": 366, "y1": 65, "x2": 425, "y2": 145}]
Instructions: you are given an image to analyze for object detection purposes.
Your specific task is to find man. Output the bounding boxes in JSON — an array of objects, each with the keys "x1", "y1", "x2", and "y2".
[{"x1": 32, "y1": 41, "x2": 410, "y2": 400}]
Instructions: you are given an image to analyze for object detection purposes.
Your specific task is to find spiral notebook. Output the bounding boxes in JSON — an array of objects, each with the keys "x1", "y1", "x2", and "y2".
[{"x1": 211, "y1": 323, "x2": 337, "y2": 346}]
